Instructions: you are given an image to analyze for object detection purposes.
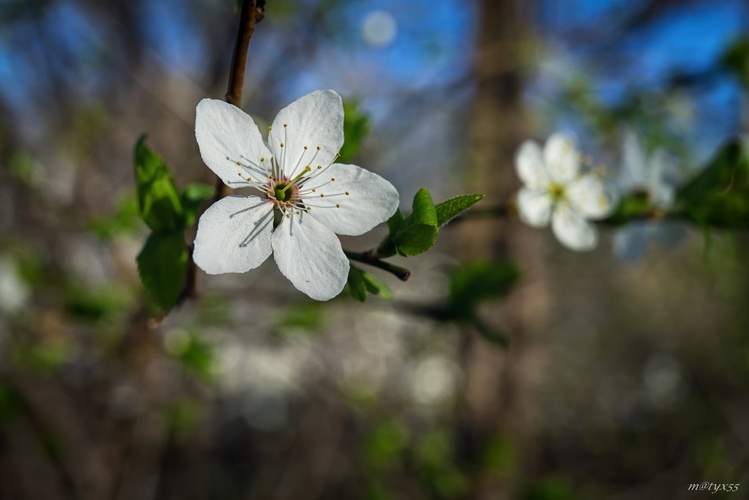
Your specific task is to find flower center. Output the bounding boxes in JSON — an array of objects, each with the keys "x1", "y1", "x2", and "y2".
[
  {"x1": 549, "y1": 182, "x2": 566, "y2": 203},
  {"x1": 274, "y1": 182, "x2": 293, "y2": 203}
]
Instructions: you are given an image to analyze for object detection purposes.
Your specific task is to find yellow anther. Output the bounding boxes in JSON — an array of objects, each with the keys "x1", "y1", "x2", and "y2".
[
  {"x1": 236, "y1": 161, "x2": 241, "y2": 165},
  {"x1": 283, "y1": 123, "x2": 287, "y2": 128},
  {"x1": 317, "y1": 165, "x2": 322, "y2": 170},
  {"x1": 268, "y1": 126, "x2": 272, "y2": 131},
  {"x1": 306, "y1": 206, "x2": 312, "y2": 211},
  {"x1": 247, "y1": 177, "x2": 252, "y2": 181},
  {"x1": 335, "y1": 152, "x2": 341, "y2": 158},
  {"x1": 295, "y1": 210, "x2": 300, "y2": 215},
  {"x1": 260, "y1": 157, "x2": 265, "y2": 162},
  {"x1": 237, "y1": 172, "x2": 242, "y2": 177},
  {"x1": 336, "y1": 204, "x2": 340, "y2": 208},
  {"x1": 331, "y1": 177, "x2": 335, "y2": 181},
  {"x1": 286, "y1": 213, "x2": 290, "y2": 218},
  {"x1": 312, "y1": 188, "x2": 316, "y2": 193},
  {"x1": 320, "y1": 193, "x2": 325, "y2": 197},
  {"x1": 316, "y1": 146, "x2": 321, "y2": 151},
  {"x1": 304, "y1": 166, "x2": 311, "y2": 172},
  {"x1": 304, "y1": 146, "x2": 308, "y2": 150},
  {"x1": 280, "y1": 143, "x2": 284, "y2": 147},
  {"x1": 345, "y1": 191, "x2": 350, "y2": 196}
]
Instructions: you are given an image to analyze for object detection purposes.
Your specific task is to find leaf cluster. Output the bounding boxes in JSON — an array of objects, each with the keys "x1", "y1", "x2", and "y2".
[{"x1": 134, "y1": 136, "x2": 213, "y2": 312}]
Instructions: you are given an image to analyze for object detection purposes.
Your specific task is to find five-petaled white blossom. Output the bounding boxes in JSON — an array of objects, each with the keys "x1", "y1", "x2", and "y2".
[
  {"x1": 613, "y1": 129, "x2": 686, "y2": 262},
  {"x1": 515, "y1": 133, "x2": 619, "y2": 251},
  {"x1": 193, "y1": 90, "x2": 399, "y2": 301}
]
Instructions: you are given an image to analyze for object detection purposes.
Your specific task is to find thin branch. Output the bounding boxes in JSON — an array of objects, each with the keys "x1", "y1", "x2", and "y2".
[
  {"x1": 344, "y1": 250, "x2": 411, "y2": 281},
  {"x1": 180, "y1": 0, "x2": 265, "y2": 304}
]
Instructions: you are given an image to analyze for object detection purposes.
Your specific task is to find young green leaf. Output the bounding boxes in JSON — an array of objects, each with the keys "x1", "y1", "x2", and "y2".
[
  {"x1": 361, "y1": 269, "x2": 392, "y2": 299},
  {"x1": 134, "y1": 135, "x2": 184, "y2": 233},
  {"x1": 347, "y1": 265, "x2": 392, "y2": 302},
  {"x1": 136, "y1": 232, "x2": 188, "y2": 311},
  {"x1": 180, "y1": 183, "x2": 214, "y2": 228},
  {"x1": 392, "y1": 188, "x2": 439, "y2": 256},
  {"x1": 347, "y1": 264, "x2": 369, "y2": 302},
  {"x1": 435, "y1": 194, "x2": 485, "y2": 227}
]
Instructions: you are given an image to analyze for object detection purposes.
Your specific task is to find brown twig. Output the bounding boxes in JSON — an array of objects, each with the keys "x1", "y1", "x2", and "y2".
[{"x1": 180, "y1": 0, "x2": 265, "y2": 304}]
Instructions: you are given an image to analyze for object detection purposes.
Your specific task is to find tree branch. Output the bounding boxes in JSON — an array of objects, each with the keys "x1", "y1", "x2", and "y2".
[
  {"x1": 180, "y1": 0, "x2": 265, "y2": 304},
  {"x1": 344, "y1": 250, "x2": 411, "y2": 281}
]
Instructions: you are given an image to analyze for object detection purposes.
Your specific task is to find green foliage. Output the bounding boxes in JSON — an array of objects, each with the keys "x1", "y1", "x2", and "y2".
[
  {"x1": 180, "y1": 183, "x2": 214, "y2": 228},
  {"x1": 415, "y1": 430, "x2": 469, "y2": 498},
  {"x1": 164, "y1": 329, "x2": 216, "y2": 381},
  {"x1": 136, "y1": 232, "x2": 188, "y2": 311},
  {"x1": 447, "y1": 261, "x2": 520, "y2": 318},
  {"x1": 133, "y1": 139, "x2": 212, "y2": 313},
  {"x1": 522, "y1": 476, "x2": 576, "y2": 500},
  {"x1": 601, "y1": 191, "x2": 651, "y2": 226},
  {"x1": 376, "y1": 189, "x2": 485, "y2": 261},
  {"x1": 384, "y1": 188, "x2": 439, "y2": 257},
  {"x1": 720, "y1": 37, "x2": 749, "y2": 88},
  {"x1": 363, "y1": 420, "x2": 408, "y2": 470},
  {"x1": 274, "y1": 302, "x2": 325, "y2": 336},
  {"x1": 89, "y1": 193, "x2": 140, "y2": 240},
  {"x1": 435, "y1": 194, "x2": 485, "y2": 227},
  {"x1": 134, "y1": 135, "x2": 184, "y2": 233},
  {"x1": 347, "y1": 264, "x2": 392, "y2": 302},
  {"x1": 676, "y1": 140, "x2": 749, "y2": 229},
  {"x1": 339, "y1": 99, "x2": 370, "y2": 163}
]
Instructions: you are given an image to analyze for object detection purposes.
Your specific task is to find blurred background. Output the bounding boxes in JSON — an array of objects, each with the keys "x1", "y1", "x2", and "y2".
[{"x1": 1, "y1": 0, "x2": 749, "y2": 498}]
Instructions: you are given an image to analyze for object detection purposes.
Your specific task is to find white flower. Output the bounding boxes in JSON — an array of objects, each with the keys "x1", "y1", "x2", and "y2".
[
  {"x1": 613, "y1": 130, "x2": 686, "y2": 262},
  {"x1": 193, "y1": 90, "x2": 400, "y2": 301},
  {"x1": 514, "y1": 133, "x2": 619, "y2": 251}
]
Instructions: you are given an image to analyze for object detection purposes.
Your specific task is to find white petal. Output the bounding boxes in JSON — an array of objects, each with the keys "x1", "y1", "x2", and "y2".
[
  {"x1": 613, "y1": 223, "x2": 649, "y2": 263},
  {"x1": 268, "y1": 90, "x2": 344, "y2": 178},
  {"x1": 543, "y1": 133, "x2": 580, "y2": 183},
  {"x1": 552, "y1": 202, "x2": 598, "y2": 251},
  {"x1": 299, "y1": 163, "x2": 399, "y2": 236},
  {"x1": 271, "y1": 213, "x2": 348, "y2": 301},
  {"x1": 516, "y1": 187, "x2": 552, "y2": 227},
  {"x1": 195, "y1": 99, "x2": 272, "y2": 186},
  {"x1": 566, "y1": 174, "x2": 620, "y2": 220},
  {"x1": 515, "y1": 140, "x2": 549, "y2": 190},
  {"x1": 620, "y1": 129, "x2": 648, "y2": 190},
  {"x1": 193, "y1": 195, "x2": 274, "y2": 274},
  {"x1": 649, "y1": 150, "x2": 677, "y2": 208}
]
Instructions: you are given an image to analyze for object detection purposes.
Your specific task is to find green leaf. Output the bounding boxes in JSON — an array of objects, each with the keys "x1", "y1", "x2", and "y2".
[
  {"x1": 600, "y1": 192, "x2": 651, "y2": 226},
  {"x1": 338, "y1": 99, "x2": 370, "y2": 163},
  {"x1": 136, "y1": 232, "x2": 188, "y2": 311},
  {"x1": 134, "y1": 135, "x2": 184, "y2": 233},
  {"x1": 387, "y1": 209, "x2": 404, "y2": 234},
  {"x1": 347, "y1": 265, "x2": 392, "y2": 302},
  {"x1": 677, "y1": 140, "x2": 748, "y2": 204},
  {"x1": 392, "y1": 188, "x2": 439, "y2": 256},
  {"x1": 347, "y1": 265, "x2": 368, "y2": 302},
  {"x1": 180, "y1": 183, "x2": 214, "y2": 228},
  {"x1": 435, "y1": 194, "x2": 485, "y2": 227},
  {"x1": 448, "y1": 261, "x2": 520, "y2": 319},
  {"x1": 676, "y1": 140, "x2": 749, "y2": 228}
]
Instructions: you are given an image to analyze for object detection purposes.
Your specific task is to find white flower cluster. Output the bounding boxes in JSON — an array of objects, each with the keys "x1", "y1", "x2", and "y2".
[
  {"x1": 515, "y1": 131, "x2": 686, "y2": 258},
  {"x1": 514, "y1": 133, "x2": 619, "y2": 251}
]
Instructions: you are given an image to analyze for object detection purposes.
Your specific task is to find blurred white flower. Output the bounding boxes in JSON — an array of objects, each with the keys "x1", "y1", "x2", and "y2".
[
  {"x1": 0, "y1": 256, "x2": 30, "y2": 314},
  {"x1": 193, "y1": 90, "x2": 399, "y2": 300},
  {"x1": 613, "y1": 130, "x2": 687, "y2": 262},
  {"x1": 361, "y1": 11, "x2": 397, "y2": 48},
  {"x1": 515, "y1": 133, "x2": 619, "y2": 251}
]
